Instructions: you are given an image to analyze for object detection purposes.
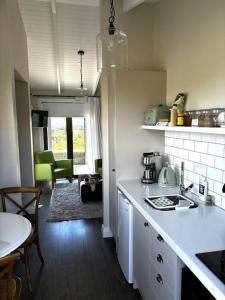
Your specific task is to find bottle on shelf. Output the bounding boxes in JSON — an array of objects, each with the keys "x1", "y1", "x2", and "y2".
[
  {"x1": 169, "y1": 104, "x2": 177, "y2": 127},
  {"x1": 177, "y1": 112, "x2": 185, "y2": 126},
  {"x1": 184, "y1": 111, "x2": 192, "y2": 126}
]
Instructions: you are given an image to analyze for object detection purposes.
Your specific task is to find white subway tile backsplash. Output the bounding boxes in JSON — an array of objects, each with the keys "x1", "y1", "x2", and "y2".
[
  {"x1": 184, "y1": 170, "x2": 188, "y2": 180},
  {"x1": 189, "y1": 151, "x2": 200, "y2": 162},
  {"x1": 215, "y1": 157, "x2": 225, "y2": 170},
  {"x1": 193, "y1": 163, "x2": 207, "y2": 176},
  {"x1": 207, "y1": 178, "x2": 214, "y2": 192},
  {"x1": 221, "y1": 197, "x2": 225, "y2": 210},
  {"x1": 165, "y1": 146, "x2": 170, "y2": 154},
  {"x1": 174, "y1": 139, "x2": 183, "y2": 148},
  {"x1": 170, "y1": 147, "x2": 178, "y2": 157},
  {"x1": 214, "y1": 181, "x2": 224, "y2": 195},
  {"x1": 178, "y1": 132, "x2": 190, "y2": 140},
  {"x1": 165, "y1": 130, "x2": 225, "y2": 210},
  {"x1": 207, "y1": 167, "x2": 223, "y2": 182},
  {"x1": 173, "y1": 157, "x2": 182, "y2": 168},
  {"x1": 165, "y1": 131, "x2": 171, "y2": 137},
  {"x1": 189, "y1": 132, "x2": 202, "y2": 141},
  {"x1": 170, "y1": 131, "x2": 179, "y2": 138},
  {"x1": 208, "y1": 143, "x2": 224, "y2": 157},
  {"x1": 184, "y1": 179, "x2": 192, "y2": 188},
  {"x1": 210, "y1": 191, "x2": 222, "y2": 207},
  {"x1": 195, "y1": 141, "x2": 208, "y2": 153},
  {"x1": 184, "y1": 140, "x2": 195, "y2": 150},
  {"x1": 200, "y1": 153, "x2": 215, "y2": 167},
  {"x1": 193, "y1": 174, "x2": 200, "y2": 184},
  {"x1": 201, "y1": 134, "x2": 216, "y2": 143},
  {"x1": 165, "y1": 137, "x2": 174, "y2": 146},
  {"x1": 215, "y1": 135, "x2": 225, "y2": 145},
  {"x1": 187, "y1": 171, "x2": 194, "y2": 182},
  {"x1": 185, "y1": 161, "x2": 194, "y2": 171},
  {"x1": 178, "y1": 149, "x2": 189, "y2": 160}
]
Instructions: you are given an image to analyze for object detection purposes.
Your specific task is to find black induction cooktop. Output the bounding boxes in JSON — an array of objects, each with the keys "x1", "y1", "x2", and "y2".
[{"x1": 196, "y1": 250, "x2": 225, "y2": 284}]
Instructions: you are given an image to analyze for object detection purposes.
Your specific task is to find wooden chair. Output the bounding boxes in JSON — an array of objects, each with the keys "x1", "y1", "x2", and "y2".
[
  {"x1": 0, "y1": 187, "x2": 44, "y2": 292},
  {"x1": 0, "y1": 252, "x2": 21, "y2": 300}
]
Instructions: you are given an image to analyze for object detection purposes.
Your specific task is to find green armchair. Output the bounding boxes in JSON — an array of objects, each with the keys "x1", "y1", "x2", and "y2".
[
  {"x1": 95, "y1": 158, "x2": 102, "y2": 175},
  {"x1": 34, "y1": 151, "x2": 73, "y2": 189}
]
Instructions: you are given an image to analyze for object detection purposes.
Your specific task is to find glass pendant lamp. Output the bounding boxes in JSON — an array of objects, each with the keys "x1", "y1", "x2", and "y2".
[
  {"x1": 96, "y1": 0, "x2": 128, "y2": 72},
  {"x1": 77, "y1": 50, "x2": 88, "y2": 96}
]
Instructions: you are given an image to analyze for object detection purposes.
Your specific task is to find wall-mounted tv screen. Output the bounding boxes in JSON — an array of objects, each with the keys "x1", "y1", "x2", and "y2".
[{"x1": 32, "y1": 110, "x2": 48, "y2": 127}]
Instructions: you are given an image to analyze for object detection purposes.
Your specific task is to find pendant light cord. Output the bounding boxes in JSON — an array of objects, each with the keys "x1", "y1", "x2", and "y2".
[
  {"x1": 109, "y1": 0, "x2": 115, "y2": 25},
  {"x1": 108, "y1": 0, "x2": 116, "y2": 34},
  {"x1": 78, "y1": 50, "x2": 84, "y2": 89},
  {"x1": 80, "y1": 53, "x2": 83, "y2": 89}
]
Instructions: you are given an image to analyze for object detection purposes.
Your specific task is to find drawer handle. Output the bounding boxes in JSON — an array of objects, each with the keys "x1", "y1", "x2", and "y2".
[
  {"x1": 157, "y1": 234, "x2": 164, "y2": 242},
  {"x1": 156, "y1": 274, "x2": 163, "y2": 285},
  {"x1": 157, "y1": 254, "x2": 163, "y2": 263},
  {"x1": 144, "y1": 222, "x2": 149, "y2": 227}
]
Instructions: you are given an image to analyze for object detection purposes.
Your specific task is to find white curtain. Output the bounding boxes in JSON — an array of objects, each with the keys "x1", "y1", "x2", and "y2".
[{"x1": 85, "y1": 97, "x2": 102, "y2": 173}]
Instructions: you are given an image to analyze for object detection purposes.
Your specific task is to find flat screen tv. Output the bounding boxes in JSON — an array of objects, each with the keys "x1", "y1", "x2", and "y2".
[{"x1": 32, "y1": 110, "x2": 48, "y2": 127}]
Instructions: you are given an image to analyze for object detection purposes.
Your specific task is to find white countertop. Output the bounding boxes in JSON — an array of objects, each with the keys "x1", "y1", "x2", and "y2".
[
  {"x1": 0, "y1": 212, "x2": 32, "y2": 258},
  {"x1": 117, "y1": 179, "x2": 225, "y2": 300}
]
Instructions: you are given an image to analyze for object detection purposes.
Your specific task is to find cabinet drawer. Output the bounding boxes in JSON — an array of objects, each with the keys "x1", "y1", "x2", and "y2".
[
  {"x1": 150, "y1": 228, "x2": 177, "y2": 267},
  {"x1": 150, "y1": 245, "x2": 177, "y2": 291},
  {"x1": 150, "y1": 262, "x2": 175, "y2": 300},
  {"x1": 149, "y1": 287, "x2": 160, "y2": 300}
]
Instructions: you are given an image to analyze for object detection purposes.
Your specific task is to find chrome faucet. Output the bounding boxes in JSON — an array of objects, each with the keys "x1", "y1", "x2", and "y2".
[{"x1": 180, "y1": 161, "x2": 193, "y2": 195}]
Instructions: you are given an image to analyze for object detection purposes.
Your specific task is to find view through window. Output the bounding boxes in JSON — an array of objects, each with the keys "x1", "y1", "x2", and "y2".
[
  {"x1": 72, "y1": 117, "x2": 85, "y2": 165},
  {"x1": 48, "y1": 117, "x2": 85, "y2": 164}
]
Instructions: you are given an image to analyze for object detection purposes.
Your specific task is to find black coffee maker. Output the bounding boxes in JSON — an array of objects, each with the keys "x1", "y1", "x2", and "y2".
[{"x1": 141, "y1": 153, "x2": 157, "y2": 184}]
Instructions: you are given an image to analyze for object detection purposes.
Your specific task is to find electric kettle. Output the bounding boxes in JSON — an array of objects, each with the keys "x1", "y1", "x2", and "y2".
[{"x1": 158, "y1": 164, "x2": 177, "y2": 187}]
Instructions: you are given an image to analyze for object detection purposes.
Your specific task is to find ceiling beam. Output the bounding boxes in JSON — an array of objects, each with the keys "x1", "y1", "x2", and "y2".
[
  {"x1": 50, "y1": 0, "x2": 61, "y2": 95},
  {"x1": 35, "y1": 0, "x2": 100, "y2": 7}
]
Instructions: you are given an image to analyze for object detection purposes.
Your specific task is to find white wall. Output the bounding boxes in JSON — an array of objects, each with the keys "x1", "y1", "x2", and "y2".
[
  {"x1": 152, "y1": 0, "x2": 225, "y2": 110},
  {"x1": 108, "y1": 70, "x2": 166, "y2": 237},
  {"x1": 42, "y1": 101, "x2": 86, "y2": 117},
  {"x1": 0, "y1": 0, "x2": 30, "y2": 188},
  {"x1": 15, "y1": 80, "x2": 34, "y2": 186}
]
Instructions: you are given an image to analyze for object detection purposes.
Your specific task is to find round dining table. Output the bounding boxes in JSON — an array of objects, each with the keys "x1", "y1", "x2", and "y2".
[{"x1": 0, "y1": 212, "x2": 32, "y2": 258}]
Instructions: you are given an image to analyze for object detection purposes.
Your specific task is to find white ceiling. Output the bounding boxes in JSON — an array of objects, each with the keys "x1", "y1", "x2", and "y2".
[
  {"x1": 19, "y1": 0, "x2": 100, "y2": 96},
  {"x1": 123, "y1": 0, "x2": 160, "y2": 12}
]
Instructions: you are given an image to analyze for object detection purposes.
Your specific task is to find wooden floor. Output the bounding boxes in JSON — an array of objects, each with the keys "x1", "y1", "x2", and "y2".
[{"x1": 16, "y1": 189, "x2": 141, "y2": 300}]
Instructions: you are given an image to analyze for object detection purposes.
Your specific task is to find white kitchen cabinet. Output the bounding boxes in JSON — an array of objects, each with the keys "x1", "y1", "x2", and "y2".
[
  {"x1": 133, "y1": 207, "x2": 152, "y2": 299},
  {"x1": 133, "y1": 206, "x2": 183, "y2": 300},
  {"x1": 149, "y1": 227, "x2": 184, "y2": 300},
  {"x1": 107, "y1": 70, "x2": 166, "y2": 238}
]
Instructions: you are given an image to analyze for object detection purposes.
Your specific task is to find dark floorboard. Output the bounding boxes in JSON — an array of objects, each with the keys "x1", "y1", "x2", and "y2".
[{"x1": 15, "y1": 186, "x2": 141, "y2": 300}]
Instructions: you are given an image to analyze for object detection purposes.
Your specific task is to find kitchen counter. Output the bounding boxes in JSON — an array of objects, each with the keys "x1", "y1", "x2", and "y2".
[{"x1": 117, "y1": 179, "x2": 225, "y2": 300}]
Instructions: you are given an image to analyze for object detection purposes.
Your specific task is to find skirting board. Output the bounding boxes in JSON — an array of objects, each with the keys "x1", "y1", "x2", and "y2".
[{"x1": 102, "y1": 224, "x2": 113, "y2": 238}]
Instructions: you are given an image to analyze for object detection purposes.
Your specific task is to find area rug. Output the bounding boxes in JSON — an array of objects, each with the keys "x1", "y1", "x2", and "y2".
[{"x1": 47, "y1": 182, "x2": 103, "y2": 222}]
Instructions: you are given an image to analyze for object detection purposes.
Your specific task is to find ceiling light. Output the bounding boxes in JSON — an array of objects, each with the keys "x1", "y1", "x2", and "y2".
[
  {"x1": 77, "y1": 50, "x2": 88, "y2": 96},
  {"x1": 96, "y1": 0, "x2": 128, "y2": 72}
]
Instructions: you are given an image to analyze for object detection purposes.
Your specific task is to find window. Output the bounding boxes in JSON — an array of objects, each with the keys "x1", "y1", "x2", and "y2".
[
  {"x1": 47, "y1": 117, "x2": 86, "y2": 164},
  {"x1": 72, "y1": 117, "x2": 85, "y2": 165}
]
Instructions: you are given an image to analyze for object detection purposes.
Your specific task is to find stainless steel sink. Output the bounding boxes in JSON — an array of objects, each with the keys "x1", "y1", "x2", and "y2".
[{"x1": 145, "y1": 194, "x2": 198, "y2": 210}]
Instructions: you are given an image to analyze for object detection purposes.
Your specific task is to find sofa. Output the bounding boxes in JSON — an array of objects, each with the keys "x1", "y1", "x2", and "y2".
[{"x1": 34, "y1": 151, "x2": 73, "y2": 189}]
